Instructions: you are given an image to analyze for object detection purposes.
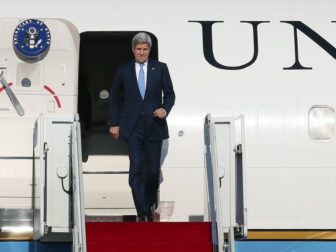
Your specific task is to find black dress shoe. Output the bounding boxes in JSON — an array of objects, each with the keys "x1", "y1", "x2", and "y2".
[
  {"x1": 137, "y1": 215, "x2": 148, "y2": 222},
  {"x1": 146, "y1": 213, "x2": 153, "y2": 222}
]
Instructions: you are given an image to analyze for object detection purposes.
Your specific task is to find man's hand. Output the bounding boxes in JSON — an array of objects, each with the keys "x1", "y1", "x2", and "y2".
[
  {"x1": 109, "y1": 126, "x2": 120, "y2": 139},
  {"x1": 153, "y1": 108, "x2": 167, "y2": 119}
]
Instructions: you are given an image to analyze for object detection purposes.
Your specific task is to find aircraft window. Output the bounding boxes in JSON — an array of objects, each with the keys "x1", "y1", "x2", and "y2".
[{"x1": 308, "y1": 106, "x2": 335, "y2": 140}]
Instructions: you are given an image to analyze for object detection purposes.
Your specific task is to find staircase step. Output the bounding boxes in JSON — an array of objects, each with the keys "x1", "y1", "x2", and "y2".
[
  {"x1": 87, "y1": 242, "x2": 213, "y2": 252},
  {"x1": 86, "y1": 222, "x2": 211, "y2": 243}
]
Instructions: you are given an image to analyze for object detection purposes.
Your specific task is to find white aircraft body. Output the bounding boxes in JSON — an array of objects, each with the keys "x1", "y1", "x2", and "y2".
[{"x1": 0, "y1": 0, "x2": 336, "y2": 239}]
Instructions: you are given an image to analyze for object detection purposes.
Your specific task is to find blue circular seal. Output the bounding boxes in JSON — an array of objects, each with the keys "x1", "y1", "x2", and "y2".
[{"x1": 13, "y1": 19, "x2": 51, "y2": 61}]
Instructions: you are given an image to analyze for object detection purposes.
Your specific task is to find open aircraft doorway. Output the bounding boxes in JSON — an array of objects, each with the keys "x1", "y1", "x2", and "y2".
[{"x1": 78, "y1": 32, "x2": 159, "y2": 217}]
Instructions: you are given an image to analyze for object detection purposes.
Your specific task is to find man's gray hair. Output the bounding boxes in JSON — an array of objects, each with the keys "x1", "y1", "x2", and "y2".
[{"x1": 132, "y1": 32, "x2": 152, "y2": 50}]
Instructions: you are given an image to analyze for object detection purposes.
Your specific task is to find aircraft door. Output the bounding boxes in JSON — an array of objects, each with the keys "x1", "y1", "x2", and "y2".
[
  {"x1": 78, "y1": 32, "x2": 158, "y2": 216},
  {"x1": 0, "y1": 18, "x2": 79, "y2": 240}
]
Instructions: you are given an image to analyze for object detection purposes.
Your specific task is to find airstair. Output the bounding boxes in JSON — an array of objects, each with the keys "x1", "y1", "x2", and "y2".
[
  {"x1": 84, "y1": 114, "x2": 248, "y2": 252},
  {"x1": 0, "y1": 112, "x2": 247, "y2": 252}
]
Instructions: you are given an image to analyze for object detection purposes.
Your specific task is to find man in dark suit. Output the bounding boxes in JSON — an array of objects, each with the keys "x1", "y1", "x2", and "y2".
[{"x1": 108, "y1": 32, "x2": 175, "y2": 221}]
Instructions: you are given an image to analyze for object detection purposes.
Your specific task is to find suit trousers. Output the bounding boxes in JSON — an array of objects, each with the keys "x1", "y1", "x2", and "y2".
[{"x1": 127, "y1": 116, "x2": 162, "y2": 216}]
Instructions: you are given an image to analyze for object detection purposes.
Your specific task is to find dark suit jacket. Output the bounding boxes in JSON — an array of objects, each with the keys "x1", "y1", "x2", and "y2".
[{"x1": 108, "y1": 59, "x2": 175, "y2": 141}]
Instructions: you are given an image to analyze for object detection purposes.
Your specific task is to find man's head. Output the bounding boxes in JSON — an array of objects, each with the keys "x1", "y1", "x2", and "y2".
[{"x1": 132, "y1": 32, "x2": 152, "y2": 63}]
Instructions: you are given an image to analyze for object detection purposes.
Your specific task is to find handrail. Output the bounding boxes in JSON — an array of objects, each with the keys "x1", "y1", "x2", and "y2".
[
  {"x1": 204, "y1": 114, "x2": 247, "y2": 252},
  {"x1": 0, "y1": 156, "x2": 35, "y2": 159},
  {"x1": 32, "y1": 114, "x2": 45, "y2": 239},
  {"x1": 71, "y1": 115, "x2": 87, "y2": 252},
  {"x1": 83, "y1": 171, "x2": 129, "y2": 174},
  {"x1": 0, "y1": 71, "x2": 24, "y2": 116}
]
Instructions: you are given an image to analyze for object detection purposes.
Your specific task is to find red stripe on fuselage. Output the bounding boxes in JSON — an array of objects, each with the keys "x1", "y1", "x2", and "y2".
[
  {"x1": 0, "y1": 82, "x2": 13, "y2": 93},
  {"x1": 44, "y1": 85, "x2": 61, "y2": 108}
]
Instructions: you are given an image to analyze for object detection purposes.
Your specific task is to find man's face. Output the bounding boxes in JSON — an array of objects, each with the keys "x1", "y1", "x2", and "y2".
[{"x1": 133, "y1": 43, "x2": 150, "y2": 63}]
